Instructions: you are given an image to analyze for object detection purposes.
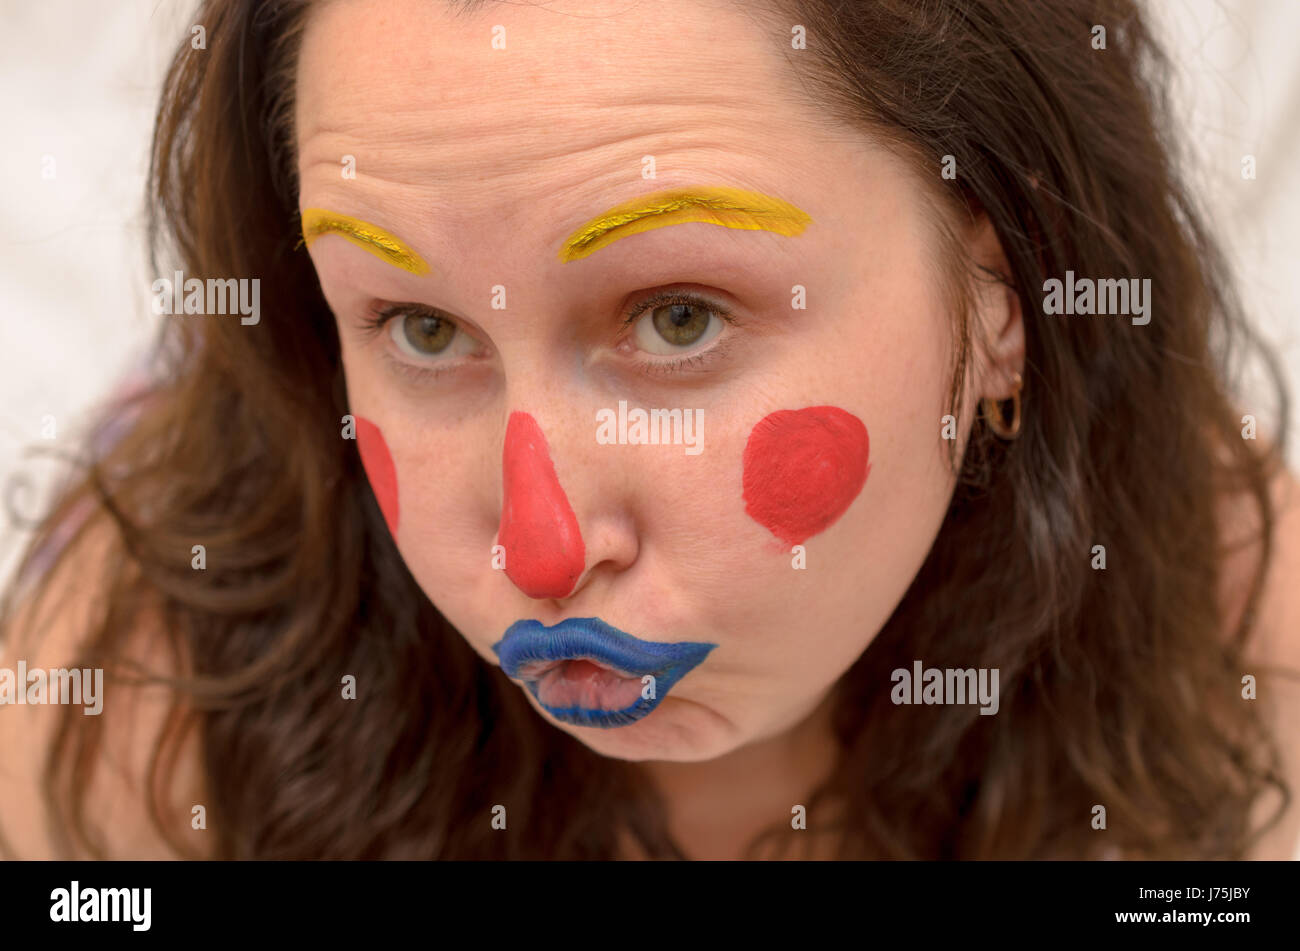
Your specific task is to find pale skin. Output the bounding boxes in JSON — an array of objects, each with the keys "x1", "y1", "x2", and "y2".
[
  {"x1": 296, "y1": 0, "x2": 997, "y2": 831},
  {"x1": 1, "y1": 0, "x2": 1298, "y2": 860}
]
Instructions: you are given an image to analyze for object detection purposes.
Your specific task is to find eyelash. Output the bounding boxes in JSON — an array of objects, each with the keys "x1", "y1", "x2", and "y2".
[
  {"x1": 359, "y1": 290, "x2": 738, "y2": 380},
  {"x1": 619, "y1": 289, "x2": 738, "y2": 375}
]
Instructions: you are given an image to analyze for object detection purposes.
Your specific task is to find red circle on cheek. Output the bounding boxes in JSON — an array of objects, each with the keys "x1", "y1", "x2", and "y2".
[
  {"x1": 742, "y1": 406, "x2": 870, "y2": 546},
  {"x1": 355, "y1": 416, "x2": 400, "y2": 537}
]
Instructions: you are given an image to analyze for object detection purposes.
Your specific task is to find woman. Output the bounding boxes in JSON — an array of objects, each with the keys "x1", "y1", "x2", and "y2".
[{"x1": 1, "y1": 0, "x2": 1297, "y2": 860}]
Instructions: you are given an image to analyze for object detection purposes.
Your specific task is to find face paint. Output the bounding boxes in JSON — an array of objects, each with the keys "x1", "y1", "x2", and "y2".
[
  {"x1": 499, "y1": 412, "x2": 587, "y2": 599},
  {"x1": 742, "y1": 406, "x2": 870, "y2": 547},
  {"x1": 300, "y1": 208, "x2": 431, "y2": 275},
  {"x1": 355, "y1": 416, "x2": 400, "y2": 536},
  {"x1": 558, "y1": 185, "x2": 812, "y2": 262},
  {"x1": 493, "y1": 617, "x2": 717, "y2": 728}
]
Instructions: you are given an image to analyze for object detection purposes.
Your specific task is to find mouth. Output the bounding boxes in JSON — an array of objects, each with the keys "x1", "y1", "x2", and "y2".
[{"x1": 491, "y1": 617, "x2": 717, "y2": 728}]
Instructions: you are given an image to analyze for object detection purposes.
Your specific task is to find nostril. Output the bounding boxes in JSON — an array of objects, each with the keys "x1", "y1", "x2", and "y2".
[{"x1": 498, "y1": 411, "x2": 586, "y2": 599}]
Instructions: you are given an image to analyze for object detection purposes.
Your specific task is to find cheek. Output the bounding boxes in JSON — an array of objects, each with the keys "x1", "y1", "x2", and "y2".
[
  {"x1": 741, "y1": 406, "x2": 870, "y2": 546},
  {"x1": 355, "y1": 415, "x2": 400, "y2": 536}
]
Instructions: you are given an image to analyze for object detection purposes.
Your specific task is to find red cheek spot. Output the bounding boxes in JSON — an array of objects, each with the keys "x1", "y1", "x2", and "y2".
[
  {"x1": 356, "y1": 416, "x2": 400, "y2": 537},
  {"x1": 742, "y1": 406, "x2": 870, "y2": 547},
  {"x1": 500, "y1": 411, "x2": 586, "y2": 599}
]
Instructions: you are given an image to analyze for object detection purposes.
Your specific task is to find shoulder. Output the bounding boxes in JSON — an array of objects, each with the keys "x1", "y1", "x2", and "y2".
[
  {"x1": 1218, "y1": 460, "x2": 1300, "y2": 859},
  {"x1": 0, "y1": 504, "x2": 209, "y2": 859}
]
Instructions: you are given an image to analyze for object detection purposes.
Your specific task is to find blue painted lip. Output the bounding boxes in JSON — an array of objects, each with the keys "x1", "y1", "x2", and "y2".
[{"x1": 492, "y1": 617, "x2": 717, "y2": 728}]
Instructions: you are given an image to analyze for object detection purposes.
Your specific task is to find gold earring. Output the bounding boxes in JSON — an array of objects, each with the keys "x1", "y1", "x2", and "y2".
[{"x1": 981, "y1": 372, "x2": 1023, "y2": 439}]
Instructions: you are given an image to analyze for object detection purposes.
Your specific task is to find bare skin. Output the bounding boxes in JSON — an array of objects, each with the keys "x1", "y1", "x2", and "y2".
[{"x1": 0, "y1": 513, "x2": 206, "y2": 860}]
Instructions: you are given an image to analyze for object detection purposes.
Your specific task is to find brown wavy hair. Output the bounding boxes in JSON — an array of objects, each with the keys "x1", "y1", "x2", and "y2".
[{"x1": 1, "y1": 0, "x2": 1293, "y2": 859}]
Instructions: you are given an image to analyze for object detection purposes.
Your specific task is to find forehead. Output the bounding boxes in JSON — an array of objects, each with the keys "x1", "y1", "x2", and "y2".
[{"x1": 293, "y1": 0, "x2": 846, "y2": 232}]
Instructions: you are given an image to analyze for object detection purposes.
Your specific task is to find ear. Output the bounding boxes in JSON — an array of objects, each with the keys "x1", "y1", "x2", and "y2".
[{"x1": 966, "y1": 213, "x2": 1024, "y2": 400}]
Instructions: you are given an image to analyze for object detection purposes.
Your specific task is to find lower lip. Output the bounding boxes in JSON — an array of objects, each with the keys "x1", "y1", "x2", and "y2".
[{"x1": 528, "y1": 658, "x2": 647, "y2": 712}]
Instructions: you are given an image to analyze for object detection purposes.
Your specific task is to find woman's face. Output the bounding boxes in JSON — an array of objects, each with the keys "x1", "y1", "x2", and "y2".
[{"x1": 296, "y1": 0, "x2": 987, "y2": 762}]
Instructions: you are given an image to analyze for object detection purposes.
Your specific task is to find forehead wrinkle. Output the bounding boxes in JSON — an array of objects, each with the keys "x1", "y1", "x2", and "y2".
[
  {"x1": 297, "y1": 112, "x2": 792, "y2": 201},
  {"x1": 299, "y1": 140, "x2": 815, "y2": 270},
  {"x1": 295, "y1": 12, "x2": 818, "y2": 191},
  {"x1": 298, "y1": 92, "x2": 773, "y2": 167}
]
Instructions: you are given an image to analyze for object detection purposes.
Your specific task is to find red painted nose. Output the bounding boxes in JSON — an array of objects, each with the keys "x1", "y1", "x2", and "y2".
[{"x1": 499, "y1": 411, "x2": 587, "y2": 599}]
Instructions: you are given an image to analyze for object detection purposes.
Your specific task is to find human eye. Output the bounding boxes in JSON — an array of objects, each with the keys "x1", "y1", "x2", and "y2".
[
  {"x1": 360, "y1": 302, "x2": 483, "y2": 381},
  {"x1": 618, "y1": 289, "x2": 738, "y2": 377}
]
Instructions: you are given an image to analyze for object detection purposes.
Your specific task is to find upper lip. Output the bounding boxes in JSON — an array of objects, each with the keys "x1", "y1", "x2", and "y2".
[{"x1": 492, "y1": 617, "x2": 716, "y2": 683}]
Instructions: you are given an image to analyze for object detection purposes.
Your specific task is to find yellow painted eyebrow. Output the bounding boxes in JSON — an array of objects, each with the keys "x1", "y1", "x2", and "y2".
[
  {"x1": 558, "y1": 186, "x2": 812, "y2": 262},
  {"x1": 300, "y1": 208, "x2": 430, "y2": 275}
]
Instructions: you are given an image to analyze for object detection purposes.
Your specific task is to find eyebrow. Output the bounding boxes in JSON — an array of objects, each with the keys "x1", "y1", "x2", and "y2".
[
  {"x1": 300, "y1": 208, "x2": 431, "y2": 275},
  {"x1": 558, "y1": 186, "x2": 812, "y2": 262}
]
